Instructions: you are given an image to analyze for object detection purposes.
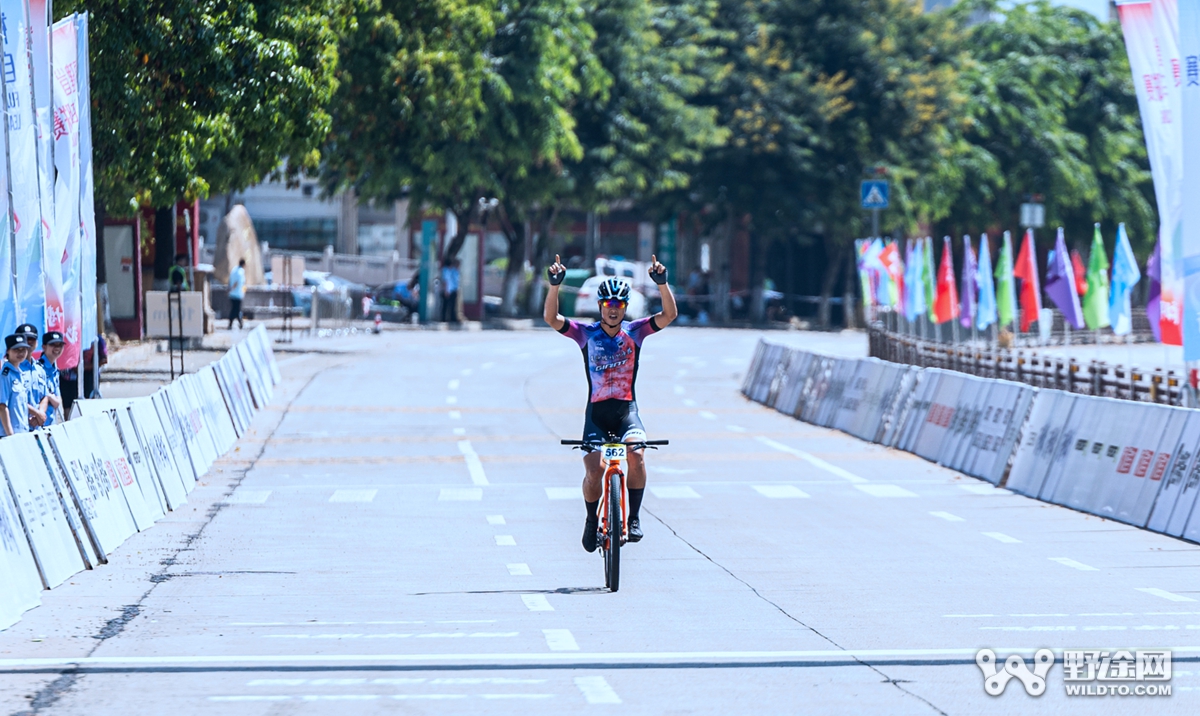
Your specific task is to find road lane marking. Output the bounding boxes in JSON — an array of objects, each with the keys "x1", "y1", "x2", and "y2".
[
  {"x1": 650, "y1": 486, "x2": 700, "y2": 499},
  {"x1": 20, "y1": 646, "x2": 1200, "y2": 668},
  {"x1": 449, "y1": 411, "x2": 462, "y2": 420},
  {"x1": 329, "y1": 490, "x2": 377, "y2": 503},
  {"x1": 231, "y1": 621, "x2": 426, "y2": 627},
  {"x1": 699, "y1": 411, "x2": 717, "y2": 420},
  {"x1": 753, "y1": 485, "x2": 810, "y2": 499},
  {"x1": 574, "y1": 676, "x2": 621, "y2": 704},
  {"x1": 487, "y1": 515, "x2": 506, "y2": 525},
  {"x1": 439, "y1": 488, "x2": 482, "y2": 501},
  {"x1": 226, "y1": 490, "x2": 272, "y2": 504},
  {"x1": 545, "y1": 487, "x2": 578, "y2": 500},
  {"x1": 982, "y1": 532, "x2": 1021, "y2": 544},
  {"x1": 458, "y1": 441, "x2": 490, "y2": 486},
  {"x1": 1136, "y1": 588, "x2": 1197, "y2": 603},
  {"x1": 755, "y1": 437, "x2": 868, "y2": 483},
  {"x1": 448, "y1": 379, "x2": 460, "y2": 390},
  {"x1": 481, "y1": 694, "x2": 554, "y2": 700},
  {"x1": 674, "y1": 385, "x2": 685, "y2": 395},
  {"x1": 1050, "y1": 557, "x2": 1099, "y2": 571},
  {"x1": 446, "y1": 396, "x2": 458, "y2": 404},
  {"x1": 522, "y1": 595, "x2": 553, "y2": 611},
  {"x1": 981, "y1": 626, "x2": 1076, "y2": 632},
  {"x1": 855, "y1": 484, "x2": 917, "y2": 498},
  {"x1": 543, "y1": 629, "x2": 579, "y2": 651},
  {"x1": 726, "y1": 425, "x2": 747, "y2": 433},
  {"x1": 930, "y1": 511, "x2": 964, "y2": 522},
  {"x1": 960, "y1": 484, "x2": 1013, "y2": 495},
  {"x1": 495, "y1": 535, "x2": 516, "y2": 546},
  {"x1": 508, "y1": 564, "x2": 532, "y2": 576}
]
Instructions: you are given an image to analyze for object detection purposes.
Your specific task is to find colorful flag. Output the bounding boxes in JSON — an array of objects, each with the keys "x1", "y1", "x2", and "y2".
[
  {"x1": 976, "y1": 234, "x2": 998, "y2": 330},
  {"x1": 1013, "y1": 228, "x2": 1042, "y2": 332},
  {"x1": 1071, "y1": 250, "x2": 1088, "y2": 296},
  {"x1": 960, "y1": 235, "x2": 977, "y2": 329},
  {"x1": 1148, "y1": 239, "x2": 1163, "y2": 342},
  {"x1": 904, "y1": 239, "x2": 926, "y2": 321},
  {"x1": 1181, "y1": 0, "x2": 1200, "y2": 358},
  {"x1": 1083, "y1": 223, "x2": 1111, "y2": 330},
  {"x1": 879, "y1": 241, "x2": 904, "y2": 310},
  {"x1": 857, "y1": 239, "x2": 874, "y2": 307},
  {"x1": 51, "y1": 18, "x2": 82, "y2": 369},
  {"x1": 995, "y1": 231, "x2": 1017, "y2": 328},
  {"x1": 933, "y1": 236, "x2": 959, "y2": 324},
  {"x1": 922, "y1": 236, "x2": 936, "y2": 315},
  {"x1": 30, "y1": 0, "x2": 57, "y2": 342},
  {"x1": 1045, "y1": 227, "x2": 1085, "y2": 329},
  {"x1": 1110, "y1": 223, "x2": 1141, "y2": 336},
  {"x1": 77, "y1": 13, "x2": 97, "y2": 348}
]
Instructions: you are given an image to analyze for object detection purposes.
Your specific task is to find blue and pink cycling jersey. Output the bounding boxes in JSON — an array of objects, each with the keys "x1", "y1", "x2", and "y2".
[{"x1": 558, "y1": 317, "x2": 661, "y2": 402}]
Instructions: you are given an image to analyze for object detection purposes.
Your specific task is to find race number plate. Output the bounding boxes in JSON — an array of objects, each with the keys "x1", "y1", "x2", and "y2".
[{"x1": 603, "y1": 444, "x2": 627, "y2": 461}]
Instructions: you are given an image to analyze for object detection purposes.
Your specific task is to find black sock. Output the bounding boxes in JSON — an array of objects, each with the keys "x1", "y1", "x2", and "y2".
[
  {"x1": 585, "y1": 499, "x2": 599, "y2": 520},
  {"x1": 628, "y1": 488, "x2": 644, "y2": 521}
]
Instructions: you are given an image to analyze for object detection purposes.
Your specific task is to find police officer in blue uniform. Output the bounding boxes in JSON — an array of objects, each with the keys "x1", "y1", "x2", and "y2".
[
  {"x1": 36, "y1": 331, "x2": 65, "y2": 426},
  {"x1": 15, "y1": 323, "x2": 48, "y2": 428},
  {"x1": 0, "y1": 333, "x2": 33, "y2": 436}
]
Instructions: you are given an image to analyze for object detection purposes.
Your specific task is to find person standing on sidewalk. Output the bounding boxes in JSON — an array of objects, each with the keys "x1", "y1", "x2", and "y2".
[
  {"x1": 441, "y1": 259, "x2": 461, "y2": 324},
  {"x1": 14, "y1": 323, "x2": 47, "y2": 428},
  {"x1": 228, "y1": 258, "x2": 246, "y2": 329},
  {"x1": 0, "y1": 334, "x2": 33, "y2": 437},
  {"x1": 36, "y1": 331, "x2": 65, "y2": 427}
]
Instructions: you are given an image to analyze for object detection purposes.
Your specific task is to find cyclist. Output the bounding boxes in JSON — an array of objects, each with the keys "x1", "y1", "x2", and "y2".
[{"x1": 544, "y1": 254, "x2": 677, "y2": 552}]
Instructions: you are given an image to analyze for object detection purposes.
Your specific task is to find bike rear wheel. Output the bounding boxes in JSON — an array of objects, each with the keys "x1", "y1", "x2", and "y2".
[{"x1": 605, "y1": 472, "x2": 622, "y2": 592}]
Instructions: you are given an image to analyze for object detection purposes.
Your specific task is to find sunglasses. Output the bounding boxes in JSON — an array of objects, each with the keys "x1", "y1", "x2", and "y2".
[{"x1": 600, "y1": 299, "x2": 627, "y2": 309}]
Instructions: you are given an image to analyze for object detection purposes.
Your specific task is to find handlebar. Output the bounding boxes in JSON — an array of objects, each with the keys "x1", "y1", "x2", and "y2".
[{"x1": 561, "y1": 439, "x2": 669, "y2": 449}]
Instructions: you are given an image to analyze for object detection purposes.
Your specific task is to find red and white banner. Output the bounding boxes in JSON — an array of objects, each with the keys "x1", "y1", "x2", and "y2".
[
  {"x1": 1119, "y1": 0, "x2": 1184, "y2": 344},
  {"x1": 76, "y1": 14, "x2": 96, "y2": 347},
  {"x1": 51, "y1": 18, "x2": 80, "y2": 368}
]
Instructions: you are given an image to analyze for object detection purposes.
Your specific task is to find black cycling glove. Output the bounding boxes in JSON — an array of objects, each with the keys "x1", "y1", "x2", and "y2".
[
  {"x1": 650, "y1": 266, "x2": 668, "y2": 285},
  {"x1": 548, "y1": 266, "x2": 565, "y2": 286}
]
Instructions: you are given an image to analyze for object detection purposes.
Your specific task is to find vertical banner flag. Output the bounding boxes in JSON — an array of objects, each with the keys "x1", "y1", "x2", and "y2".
[
  {"x1": 995, "y1": 231, "x2": 1017, "y2": 329},
  {"x1": 51, "y1": 17, "x2": 80, "y2": 369},
  {"x1": 1013, "y1": 228, "x2": 1042, "y2": 332},
  {"x1": 904, "y1": 239, "x2": 926, "y2": 321},
  {"x1": 932, "y1": 236, "x2": 959, "y2": 324},
  {"x1": 1110, "y1": 223, "x2": 1142, "y2": 335},
  {"x1": 3, "y1": 0, "x2": 45, "y2": 335},
  {"x1": 880, "y1": 240, "x2": 904, "y2": 310},
  {"x1": 922, "y1": 236, "x2": 936, "y2": 316},
  {"x1": 1071, "y1": 250, "x2": 1088, "y2": 296},
  {"x1": 1083, "y1": 223, "x2": 1111, "y2": 330},
  {"x1": 960, "y1": 235, "x2": 977, "y2": 329},
  {"x1": 30, "y1": 0, "x2": 58, "y2": 349},
  {"x1": 1148, "y1": 240, "x2": 1164, "y2": 341},
  {"x1": 856, "y1": 239, "x2": 872, "y2": 307},
  {"x1": 976, "y1": 234, "x2": 997, "y2": 330},
  {"x1": 1119, "y1": 0, "x2": 1183, "y2": 344},
  {"x1": 76, "y1": 13, "x2": 95, "y2": 346},
  {"x1": 1045, "y1": 227, "x2": 1085, "y2": 329},
  {"x1": 1180, "y1": 0, "x2": 1200, "y2": 358},
  {"x1": 0, "y1": 46, "x2": 11, "y2": 334}
]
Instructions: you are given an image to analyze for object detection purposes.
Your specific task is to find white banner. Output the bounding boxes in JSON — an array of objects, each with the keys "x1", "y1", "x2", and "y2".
[
  {"x1": 51, "y1": 16, "x2": 81, "y2": 367},
  {"x1": 1180, "y1": 0, "x2": 1200, "y2": 358},
  {"x1": 76, "y1": 13, "x2": 95, "y2": 346}
]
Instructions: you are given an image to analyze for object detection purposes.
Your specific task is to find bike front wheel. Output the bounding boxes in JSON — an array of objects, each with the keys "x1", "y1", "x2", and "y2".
[{"x1": 605, "y1": 471, "x2": 622, "y2": 592}]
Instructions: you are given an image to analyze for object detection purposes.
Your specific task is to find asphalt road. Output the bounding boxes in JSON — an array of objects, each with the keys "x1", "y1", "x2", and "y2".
[{"x1": 2, "y1": 326, "x2": 1199, "y2": 715}]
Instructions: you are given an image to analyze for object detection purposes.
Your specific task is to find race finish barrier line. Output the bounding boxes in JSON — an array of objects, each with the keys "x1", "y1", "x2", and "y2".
[
  {"x1": 743, "y1": 338, "x2": 1200, "y2": 546},
  {"x1": 0, "y1": 326, "x2": 280, "y2": 631}
]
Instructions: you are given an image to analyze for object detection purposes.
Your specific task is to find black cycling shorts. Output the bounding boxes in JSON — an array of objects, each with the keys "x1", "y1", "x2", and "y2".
[{"x1": 582, "y1": 399, "x2": 647, "y2": 449}]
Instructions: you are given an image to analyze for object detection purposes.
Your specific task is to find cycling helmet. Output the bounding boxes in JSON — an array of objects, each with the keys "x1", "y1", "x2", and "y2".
[{"x1": 596, "y1": 277, "x2": 631, "y2": 303}]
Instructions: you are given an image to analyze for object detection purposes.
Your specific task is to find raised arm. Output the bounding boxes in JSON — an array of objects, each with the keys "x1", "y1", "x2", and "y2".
[
  {"x1": 649, "y1": 254, "x2": 678, "y2": 329},
  {"x1": 543, "y1": 254, "x2": 567, "y2": 332}
]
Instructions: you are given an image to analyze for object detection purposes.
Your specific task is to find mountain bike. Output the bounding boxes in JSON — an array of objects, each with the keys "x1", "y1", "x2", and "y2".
[{"x1": 561, "y1": 438, "x2": 668, "y2": 592}]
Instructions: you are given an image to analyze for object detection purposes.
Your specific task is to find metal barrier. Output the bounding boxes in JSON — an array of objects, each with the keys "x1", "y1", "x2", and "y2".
[{"x1": 868, "y1": 324, "x2": 1188, "y2": 407}]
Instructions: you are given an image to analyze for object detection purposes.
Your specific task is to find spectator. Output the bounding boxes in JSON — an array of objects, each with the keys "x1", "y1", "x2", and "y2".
[
  {"x1": 228, "y1": 258, "x2": 246, "y2": 329},
  {"x1": 62, "y1": 335, "x2": 107, "y2": 413},
  {"x1": 14, "y1": 323, "x2": 47, "y2": 428},
  {"x1": 36, "y1": 331, "x2": 64, "y2": 427},
  {"x1": 441, "y1": 259, "x2": 461, "y2": 324},
  {"x1": 169, "y1": 253, "x2": 190, "y2": 291},
  {"x1": 0, "y1": 334, "x2": 32, "y2": 436}
]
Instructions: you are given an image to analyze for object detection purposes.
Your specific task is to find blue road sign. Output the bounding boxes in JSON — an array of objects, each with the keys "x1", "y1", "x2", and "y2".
[{"x1": 861, "y1": 180, "x2": 889, "y2": 209}]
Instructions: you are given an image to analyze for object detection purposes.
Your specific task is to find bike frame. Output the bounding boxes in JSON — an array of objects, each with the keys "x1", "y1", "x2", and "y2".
[{"x1": 597, "y1": 443, "x2": 629, "y2": 546}]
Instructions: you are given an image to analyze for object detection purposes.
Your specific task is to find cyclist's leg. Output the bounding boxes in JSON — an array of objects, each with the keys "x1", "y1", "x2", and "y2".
[
  {"x1": 621, "y1": 402, "x2": 647, "y2": 541},
  {"x1": 580, "y1": 404, "x2": 606, "y2": 553}
]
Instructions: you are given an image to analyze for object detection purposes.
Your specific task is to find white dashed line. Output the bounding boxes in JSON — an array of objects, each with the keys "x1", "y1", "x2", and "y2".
[
  {"x1": 1136, "y1": 588, "x2": 1197, "y2": 603},
  {"x1": 507, "y1": 563, "x2": 531, "y2": 576},
  {"x1": 960, "y1": 484, "x2": 1013, "y2": 495},
  {"x1": 650, "y1": 486, "x2": 700, "y2": 499},
  {"x1": 226, "y1": 490, "x2": 272, "y2": 504},
  {"x1": 982, "y1": 532, "x2": 1021, "y2": 544},
  {"x1": 753, "y1": 485, "x2": 810, "y2": 499},
  {"x1": 495, "y1": 535, "x2": 516, "y2": 546},
  {"x1": 698, "y1": 411, "x2": 717, "y2": 420},
  {"x1": 574, "y1": 676, "x2": 621, "y2": 704},
  {"x1": 522, "y1": 595, "x2": 553, "y2": 612},
  {"x1": 726, "y1": 425, "x2": 747, "y2": 433},
  {"x1": 543, "y1": 629, "x2": 579, "y2": 651},
  {"x1": 448, "y1": 379, "x2": 460, "y2": 390},
  {"x1": 755, "y1": 437, "x2": 868, "y2": 483},
  {"x1": 855, "y1": 484, "x2": 917, "y2": 498},
  {"x1": 449, "y1": 411, "x2": 462, "y2": 420},
  {"x1": 329, "y1": 490, "x2": 377, "y2": 503},
  {"x1": 1050, "y1": 557, "x2": 1099, "y2": 572},
  {"x1": 930, "y1": 511, "x2": 964, "y2": 522},
  {"x1": 487, "y1": 515, "x2": 506, "y2": 525},
  {"x1": 446, "y1": 396, "x2": 458, "y2": 404},
  {"x1": 439, "y1": 488, "x2": 482, "y2": 501},
  {"x1": 545, "y1": 487, "x2": 578, "y2": 500},
  {"x1": 458, "y1": 441, "x2": 489, "y2": 486}
]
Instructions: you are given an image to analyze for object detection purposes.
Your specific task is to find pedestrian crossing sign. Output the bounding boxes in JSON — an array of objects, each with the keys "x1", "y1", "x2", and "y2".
[{"x1": 861, "y1": 180, "x2": 889, "y2": 209}]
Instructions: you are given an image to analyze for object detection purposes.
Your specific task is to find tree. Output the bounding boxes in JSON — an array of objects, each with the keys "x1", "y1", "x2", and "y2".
[{"x1": 63, "y1": 1, "x2": 345, "y2": 212}]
